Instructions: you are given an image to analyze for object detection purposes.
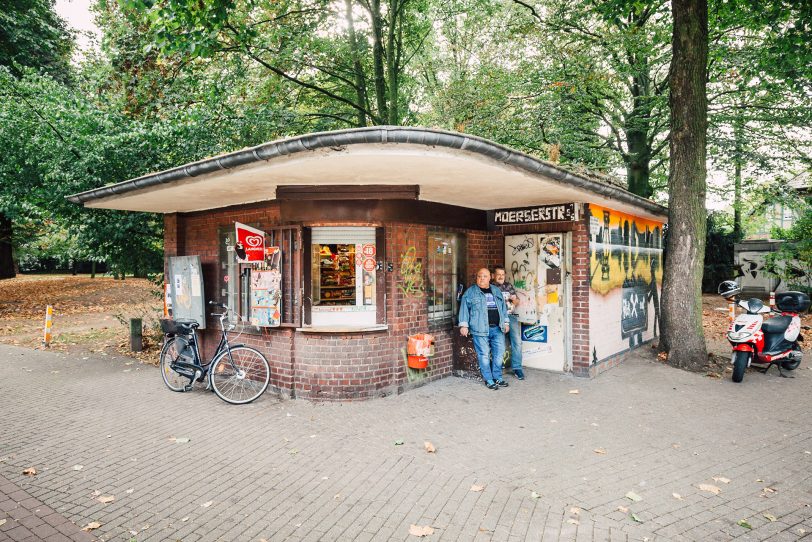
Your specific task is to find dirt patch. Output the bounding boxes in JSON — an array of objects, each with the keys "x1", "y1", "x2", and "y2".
[{"x1": 0, "y1": 275, "x2": 164, "y2": 364}]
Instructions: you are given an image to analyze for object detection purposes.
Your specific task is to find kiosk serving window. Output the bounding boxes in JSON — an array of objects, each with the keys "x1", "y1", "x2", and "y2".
[
  {"x1": 310, "y1": 227, "x2": 377, "y2": 327},
  {"x1": 427, "y1": 231, "x2": 466, "y2": 326}
]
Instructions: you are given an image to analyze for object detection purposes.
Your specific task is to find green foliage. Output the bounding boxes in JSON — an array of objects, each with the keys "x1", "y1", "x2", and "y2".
[
  {"x1": 764, "y1": 198, "x2": 812, "y2": 293},
  {"x1": 0, "y1": 0, "x2": 74, "y2": 83}
]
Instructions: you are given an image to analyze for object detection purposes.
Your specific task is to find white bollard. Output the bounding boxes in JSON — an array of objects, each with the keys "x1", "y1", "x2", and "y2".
[{"x1": 43, "y1": 305, "x2": 53, "y2": 347}]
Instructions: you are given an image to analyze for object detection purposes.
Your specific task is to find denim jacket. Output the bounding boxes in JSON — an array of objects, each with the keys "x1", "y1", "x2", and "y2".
[{"x1": 458, "y1": 284, "x2": 509, "y2": 336}]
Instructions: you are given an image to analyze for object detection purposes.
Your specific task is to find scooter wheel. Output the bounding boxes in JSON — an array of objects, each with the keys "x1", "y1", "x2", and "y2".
[{"x1": 732, "y1": 351, "x2": 748, "y2": 383}]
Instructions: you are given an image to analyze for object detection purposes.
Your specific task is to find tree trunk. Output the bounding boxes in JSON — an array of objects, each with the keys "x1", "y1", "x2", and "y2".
[
  {"x1": 91, "y1": 260, "x2": 96, "y2": 278},
  {"x1": 0, "y1": 213, "x2": 15, "y2": 279},
  {"x1": 385, "y1": 0, "x2": 402, "y2": 124},
  {"x1": 345, "y1": 0, "x2": 369, "y2": 127},
  {"x1": 732, "y1": 116, "x2": 743, "y2": 241},
  {"x1": 369, "y1": 0, "x2": 389, "y2": 122},
  {"x1": 625, "y1": 69, "x2": 654, "y2": 198},
  {"x1": 660, "y1": 0, "x2": 708, "y2": 370}
]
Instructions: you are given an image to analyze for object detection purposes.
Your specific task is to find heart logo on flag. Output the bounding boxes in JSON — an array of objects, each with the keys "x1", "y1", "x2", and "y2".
[{"x1": 245, "y1": 235, "x2": 264, "y2": 247}]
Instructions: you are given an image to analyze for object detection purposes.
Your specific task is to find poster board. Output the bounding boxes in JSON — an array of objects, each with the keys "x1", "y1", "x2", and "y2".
[
  {"x1": 249, "y1": 247, "x2": 282, "y2": 327},
  {"x1": 168, "y1": 255, "x2": 206, "y2": 328}
]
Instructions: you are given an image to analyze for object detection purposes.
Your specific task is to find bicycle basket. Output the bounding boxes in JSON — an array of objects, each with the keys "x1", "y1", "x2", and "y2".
[{"x1": 160, "y1": 319, "x2": 198, "y2": 335}]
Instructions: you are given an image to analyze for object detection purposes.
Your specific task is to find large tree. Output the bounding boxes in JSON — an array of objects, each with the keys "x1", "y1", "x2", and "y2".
[
  {"x1": 659, "y1": 0, "x2": 709, "y2": 369},
  {"x1": 0, "y1": 0, "x2": 74, "y2": 278}
]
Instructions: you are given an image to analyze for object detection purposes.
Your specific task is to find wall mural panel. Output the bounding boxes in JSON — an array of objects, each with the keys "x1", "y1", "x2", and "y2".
[{"x1": 588, "y1": 205, "x2": 664, "y2": 365}]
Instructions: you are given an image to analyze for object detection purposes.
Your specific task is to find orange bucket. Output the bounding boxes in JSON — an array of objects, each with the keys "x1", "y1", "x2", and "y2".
[{"x1": 407, "y1": 355, "x2": 429, "y2": 369}]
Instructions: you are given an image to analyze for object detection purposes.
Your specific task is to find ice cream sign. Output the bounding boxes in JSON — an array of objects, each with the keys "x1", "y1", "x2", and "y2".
[{"x1": 235, "y1": 222, "x2": 266, "y2": 263}]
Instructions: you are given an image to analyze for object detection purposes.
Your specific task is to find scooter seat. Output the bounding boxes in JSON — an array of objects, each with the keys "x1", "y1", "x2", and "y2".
[{"x1": 761, "y1": 315, "x2": 791, "y2": 334}]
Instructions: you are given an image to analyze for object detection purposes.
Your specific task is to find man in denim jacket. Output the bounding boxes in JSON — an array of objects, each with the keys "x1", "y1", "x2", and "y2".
[{"x1": 458, "y1": 268, "x2": 511, "y2": 390}]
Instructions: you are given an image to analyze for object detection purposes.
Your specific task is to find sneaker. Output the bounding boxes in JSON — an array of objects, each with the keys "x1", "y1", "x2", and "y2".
[
  {"x1": 486, "y1": 381, "x2": 499, "y2": 390},
  {"x1": 514, "y1": 370, "x2": 525, "y2": 380},
  {"x1": 496, "y1": 379, "x2": 509, "y2": 387}
]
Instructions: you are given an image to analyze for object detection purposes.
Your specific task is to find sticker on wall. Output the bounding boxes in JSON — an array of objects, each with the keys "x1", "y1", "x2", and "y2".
[
  {"x1": 250, "y1": 249, "x2": 282, "y2": 327},
  {"x1": 521, "y1": 323, "x2": 548, "y2": 343}
]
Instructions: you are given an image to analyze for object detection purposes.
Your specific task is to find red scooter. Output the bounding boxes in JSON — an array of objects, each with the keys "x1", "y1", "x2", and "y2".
[{"x1": 718, "y1": 281, "x2": 810, "y2": 383}]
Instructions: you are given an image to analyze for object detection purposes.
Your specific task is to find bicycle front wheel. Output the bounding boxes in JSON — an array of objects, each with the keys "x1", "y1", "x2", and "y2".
[
  {"x1": 210, "y1": 346, "x2": 270, "y2": 404},
  {"x1": 160, "y1": 337, "x2": 189, "y2": 392}
]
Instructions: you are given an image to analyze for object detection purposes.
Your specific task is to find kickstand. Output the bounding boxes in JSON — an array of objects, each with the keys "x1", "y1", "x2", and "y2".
[{"x1": 777, "y1": 364, "x2": 794, "y2": 378}]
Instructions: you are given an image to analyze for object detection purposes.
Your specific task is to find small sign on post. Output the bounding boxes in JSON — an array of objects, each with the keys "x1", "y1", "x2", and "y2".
[
  {"x1": 43, "y1": 305, "x2": 53, "y2": 347},
  {"x1": 130, "y1": 318, "x2": 143, "y2": 352}
]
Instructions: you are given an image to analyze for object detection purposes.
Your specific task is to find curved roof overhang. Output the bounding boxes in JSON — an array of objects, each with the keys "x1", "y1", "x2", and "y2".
[{"x1": 67, "y1": 126, "x2": 667, "y2": 221}]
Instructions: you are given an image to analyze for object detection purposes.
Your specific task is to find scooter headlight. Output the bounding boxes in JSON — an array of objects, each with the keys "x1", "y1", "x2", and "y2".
[{"x1": 728, "y1": 331, "x2": 752, "y2": 340}]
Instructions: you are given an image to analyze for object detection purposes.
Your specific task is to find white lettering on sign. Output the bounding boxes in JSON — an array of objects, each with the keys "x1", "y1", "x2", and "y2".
[{"x1": 493, "y1": 203, "x2": 577, "y2": 226}]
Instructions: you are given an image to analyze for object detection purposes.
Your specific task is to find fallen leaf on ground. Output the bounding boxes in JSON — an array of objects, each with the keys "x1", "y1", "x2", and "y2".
[
  {"x1": 617, "y1": 506, "x2": 629, "y2": 513},
  {"x1": 408, "y1": 524, "x2": 434, "y2": 537},
  {"x1": 762, "y1": 487, "x2": 777, "y2": 494},
  {"x1": 172, "y1": 437, "x2": 190, "y2": 443},
  {"x1": 530, "y1": 491, "x2": 541, "y2": 499},
  {"x1": 22, "y1": 467, "x2": 36, "y2": 476},
  {"x1": 593, "y1": 448, "x2": 607, "y2": 455},
  {"x1": 0, "y1": 519, "x2": 5, "y2": 527},
  {"x1": 657, "y1": 352, "x2": 668, "y2": 362},
  {"x1": 126, "y1": 488, "x2": 134, "y2": 494},
  {"x1": 288, "y1": 449, "x2": 298, "y2": 455},
  {"x1": 181, "y1": 517, "x2": 189, "y2": 522},
  {"x1": 470, "y1": 484, "x2": 484, "y2": 492},
  {"x1": 712, "y1": 476, "x2": 730, "y2": 484},
  {"x1": 672, "y1": 493, "x2": 682, "y2": 500},
  {"x1": 737, "y1": 519, "x2": 752, "y2": 529},
  {"x1": 568, "y1": 389, "x2": 580, "y2": 394},
  {"x1": 698, "y1": 484, "x2": 721, "y2": 495},
  {"x1": 630, "y1": 513, "x2": 643, "y2": 523},
  {"x1": 394, "y1": 440, "x2": 404, "y2": 446},
  {"x1": 201, "y1": 501, "x2": 213, "y2": 508},
  {"x1": 72, "y1": 465, "x2": 84, "y2": 471},
  {"x1": 82, "y1": 522, "x2": 102, "y2": 532},
  {"x1": 625, "y1": 491, "x2": 643, "y2": 502},
  {"x1": 763, "y1": 513, "x2": 777, "y2": 522},
  {"x1": 570, "y1": 507, "x2": 580, "y2": 515},
  {"x1": 92, "y1": 490, "x2": 101, "y2": 496},
  {"x1": 424, "y1": 441, "x2": 436, "y2": 453},
  {"x1": 97, "y1": 495, "x2": 115, "y2": 504},
  {"x1": 567, "y1": 518, "x2": 579, "y2": 525}
]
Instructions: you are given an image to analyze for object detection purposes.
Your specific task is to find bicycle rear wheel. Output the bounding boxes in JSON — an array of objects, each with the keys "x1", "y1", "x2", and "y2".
[
  {"x1": 160, "y1": 337, "x2": 190, "y2": 392},
  {"x1": 210, "y1": 346, "x2": 270, "y2": 404}
]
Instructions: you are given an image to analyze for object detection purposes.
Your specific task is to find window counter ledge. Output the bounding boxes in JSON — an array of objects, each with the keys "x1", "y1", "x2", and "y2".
[{"x1": 296, "y1": 325, "x2": 389, "y2": 334}]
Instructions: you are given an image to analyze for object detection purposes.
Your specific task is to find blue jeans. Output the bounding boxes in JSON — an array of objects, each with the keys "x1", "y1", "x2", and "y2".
[
  {"x1": 508, "y1": 314, "x2": 523, "y2": 371},
  {"x1": 472, "y1": 326, "x2": 505, "y2": 382}
]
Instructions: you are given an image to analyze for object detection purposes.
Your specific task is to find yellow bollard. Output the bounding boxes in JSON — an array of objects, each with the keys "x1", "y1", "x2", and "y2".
[{"x1": 43, "y1": 305, "x2": 53, "y2": 347}]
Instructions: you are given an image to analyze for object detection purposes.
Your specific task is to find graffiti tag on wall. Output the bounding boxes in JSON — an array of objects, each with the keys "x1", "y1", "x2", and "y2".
[
  {"x1": 399, "y1": 246, "x2": 425, "y2": 297},
  {"x1": 588, "y1": 205, "x2": 664, "y2": 354}
]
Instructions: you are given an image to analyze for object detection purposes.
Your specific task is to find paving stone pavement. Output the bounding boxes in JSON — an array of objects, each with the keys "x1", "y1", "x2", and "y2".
[{"x1": 0, "y1": 343, "x2": 810, "y2": 542}]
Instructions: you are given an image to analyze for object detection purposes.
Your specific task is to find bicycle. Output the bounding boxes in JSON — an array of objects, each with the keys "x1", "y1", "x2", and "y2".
[{"x1": 159, "y1": 301, "x2": 271, "y2": 404}]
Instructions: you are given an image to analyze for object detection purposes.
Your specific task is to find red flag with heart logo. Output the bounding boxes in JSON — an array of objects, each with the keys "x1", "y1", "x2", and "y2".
[{"x1": 234, "y1": 222, "x2": 266, "y2": 263}]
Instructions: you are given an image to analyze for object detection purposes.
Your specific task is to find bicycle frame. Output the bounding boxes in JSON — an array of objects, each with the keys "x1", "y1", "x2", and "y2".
[{"x1": 168, "y1": 309, "x2": 244, "y2": 382}]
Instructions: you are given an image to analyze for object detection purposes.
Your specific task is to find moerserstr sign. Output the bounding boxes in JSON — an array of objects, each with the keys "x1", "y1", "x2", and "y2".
[{"x1": 492, "y1": 203, "x2": 578, "y2": 226}]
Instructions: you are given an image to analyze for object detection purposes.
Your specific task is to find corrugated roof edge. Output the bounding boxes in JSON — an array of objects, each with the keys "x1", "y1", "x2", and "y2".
[{"x1": 65, "y1": 125, "x2": 667, "y2": 217}]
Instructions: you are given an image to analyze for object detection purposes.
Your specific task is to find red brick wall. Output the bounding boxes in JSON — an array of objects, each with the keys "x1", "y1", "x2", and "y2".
[{"x1": 167, "y1": 205, "x2": 491, "y2": 401}]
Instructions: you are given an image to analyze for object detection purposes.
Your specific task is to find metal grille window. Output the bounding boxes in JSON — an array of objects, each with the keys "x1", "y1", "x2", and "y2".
[{"x1": 427, "y1": 231, "x2": 466, "y2": 326}]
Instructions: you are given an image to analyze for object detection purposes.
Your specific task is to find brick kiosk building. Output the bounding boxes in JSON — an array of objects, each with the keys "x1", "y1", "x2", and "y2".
[{"x1": 68, "y1": 127, "x2": 667, "y2": 400}]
